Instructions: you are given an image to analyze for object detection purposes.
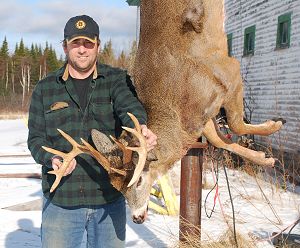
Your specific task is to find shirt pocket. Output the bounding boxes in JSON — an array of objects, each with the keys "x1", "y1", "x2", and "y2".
[
  {"x1": 44, "y1": 107, "x2": 74, "y2": 141},
  {"x1": 91, "y1": 102, "x2": 116, "y2": 131}
]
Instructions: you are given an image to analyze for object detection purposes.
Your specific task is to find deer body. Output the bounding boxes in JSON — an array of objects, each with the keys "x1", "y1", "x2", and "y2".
[{"x1": 129, "y1": 0, "x2": 283, "y2": 220}]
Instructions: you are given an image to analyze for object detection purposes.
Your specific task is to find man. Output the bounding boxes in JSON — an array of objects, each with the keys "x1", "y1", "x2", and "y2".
[{"x1": 27, "y1": 15, "x2": 157, "y2": 248}]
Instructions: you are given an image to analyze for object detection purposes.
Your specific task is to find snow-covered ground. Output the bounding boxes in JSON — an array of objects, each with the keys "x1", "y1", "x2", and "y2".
[{"x1": 0, "y1": 119, "x2": 299, "y2": 248}]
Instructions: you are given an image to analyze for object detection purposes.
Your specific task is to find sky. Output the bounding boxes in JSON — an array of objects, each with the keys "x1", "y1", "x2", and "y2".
[{"x1": 0, "y1": 0, "x2": 139, "y2": 58}]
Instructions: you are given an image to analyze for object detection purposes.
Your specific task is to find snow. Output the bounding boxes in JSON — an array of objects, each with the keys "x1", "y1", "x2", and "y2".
[{"x1": 0, "y1": 119, "x2": 299, "y2": 248}]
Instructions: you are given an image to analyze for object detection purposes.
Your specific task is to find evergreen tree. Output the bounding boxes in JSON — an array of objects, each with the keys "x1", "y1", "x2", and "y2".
[
  {"x1": 14, "y1": 43, "x2": 19, "y2": 56},
  {"x1": 0, "y1": 37, "x2": 9, "y2": 58},
  {"x1": 38, "y1": 44, "x2": 43, "y2": 57},
  {"x1": 127, "y1": 40, "x2": 138, "y2": 74},
  {"x1": 30, "y1": 43, "x2": 36, "y2": 59},
  {"x1": 99, "y1": 39, "x2": 115, "y2": 65},
  {"x1": 0, "y1": 37, "x2": 10, "y2": 91},
  {"x1": 17, "y1": 38, "x2": 26, "y2": 57},
  {"x1": 46, "y1": 45, "x2": 60, "y2": 72},
  {"x1": 117, "y1": 50, "x2": 127, "y2": 69},
  {"x1": 29, "y1": 43, "x2": 41, "y2": 85}
]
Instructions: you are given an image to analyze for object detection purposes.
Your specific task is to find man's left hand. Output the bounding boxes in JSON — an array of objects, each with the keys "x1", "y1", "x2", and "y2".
[{"x1": 141, "y1": 125, "x2": 157, "y2": 151}]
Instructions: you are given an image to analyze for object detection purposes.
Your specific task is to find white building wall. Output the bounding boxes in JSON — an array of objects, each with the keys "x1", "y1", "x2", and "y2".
[{"x1": 225, "y1": 0, "x2": 300, "y2": 153}]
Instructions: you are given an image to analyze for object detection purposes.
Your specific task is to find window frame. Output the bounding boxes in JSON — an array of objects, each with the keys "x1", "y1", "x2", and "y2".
[
  {"x1": 227, "y1": 33, "x2": 233, "y2": 57},
  {"x1": 243, "y1": 25, "x2": 256, "y2": 56},
  {"x1": 276, "y1": 13, "x2": 292, "y2": 49}
]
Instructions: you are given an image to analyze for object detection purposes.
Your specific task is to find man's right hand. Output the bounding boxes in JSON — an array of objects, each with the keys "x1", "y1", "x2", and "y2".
[{"x1": 51, "y1": 156, "x2": 77, "y2": 176}]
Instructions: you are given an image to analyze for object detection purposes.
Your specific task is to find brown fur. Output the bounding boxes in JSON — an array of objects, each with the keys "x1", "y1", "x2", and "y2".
[{"x1": 123, "y1": 0, "x2": 283, "y2": 221}]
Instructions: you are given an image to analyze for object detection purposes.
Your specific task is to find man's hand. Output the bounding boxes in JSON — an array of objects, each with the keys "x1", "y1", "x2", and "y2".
[
  {"x1": 141, "y1": 125, "x2": 157, "y2": 151},
  {"x1": 51, "y1": 156, "x2": 77, "y2": 176}
]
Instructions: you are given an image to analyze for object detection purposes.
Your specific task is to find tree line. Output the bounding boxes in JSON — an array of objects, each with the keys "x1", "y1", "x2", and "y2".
[{"x1": 0, "y1": 37, "x2": 137, "y2": 110}]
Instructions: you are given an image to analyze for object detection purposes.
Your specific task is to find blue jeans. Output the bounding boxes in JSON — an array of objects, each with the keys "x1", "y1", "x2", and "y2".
[{"x1": 41, "y1": 196, "x2": 126, "y2": 248}]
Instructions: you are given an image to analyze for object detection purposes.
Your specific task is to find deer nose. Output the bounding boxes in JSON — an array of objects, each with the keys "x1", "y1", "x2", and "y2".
[
  {"x1": 132, "y1": 208, "x2": 148, "y2": 224},
  {"x1": 133, "y1": 214, "x2": 145, "y2": 224},
  {"x1": 132, "y1": 206, "x2": 148, "y2": 224}
]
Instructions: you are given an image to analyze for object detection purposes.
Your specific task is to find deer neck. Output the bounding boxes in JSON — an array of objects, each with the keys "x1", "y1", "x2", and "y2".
[
  {"x1": 146, "y1": 107, "x2": 199, "y2": 172},
  {"x1": 139, "y1": 0, "x2": 227, "y2": 57}
]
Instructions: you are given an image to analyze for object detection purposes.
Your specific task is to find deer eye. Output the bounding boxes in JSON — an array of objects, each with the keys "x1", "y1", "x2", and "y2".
[{"x1": 137, "y1": 177, "x2": 142, "y2": 187}]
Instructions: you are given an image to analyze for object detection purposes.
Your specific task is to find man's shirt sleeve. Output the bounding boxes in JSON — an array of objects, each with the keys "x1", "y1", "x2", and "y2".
[
  {"x1": 27, "y1": 83, "x2": 53, "y2": 168},
  {"x1": 110, "y1": 71, "x2": 147, "y2": 128}
]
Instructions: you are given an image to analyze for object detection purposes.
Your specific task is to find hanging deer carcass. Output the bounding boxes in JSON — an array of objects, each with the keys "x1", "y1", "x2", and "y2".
[{"x1": 43, "y1": 0, "x2": 284, "y2": 224}]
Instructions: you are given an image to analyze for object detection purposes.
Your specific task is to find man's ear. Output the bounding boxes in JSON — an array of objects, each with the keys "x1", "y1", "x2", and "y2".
[
  {"x1": 97, "y1": 40, "x2": 101, "y2": 53},
  {"x1": 62, "y1": 41, "x2": 68, "y2": 54}
]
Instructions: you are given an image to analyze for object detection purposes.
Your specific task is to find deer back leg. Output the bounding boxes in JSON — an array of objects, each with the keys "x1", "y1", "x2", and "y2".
[
  {"x1": 223, "y1": 85, "x2": 283, "y2": 136},
  {"x1": 203, "y1": 119, "x2": 275, "y2": 166}
]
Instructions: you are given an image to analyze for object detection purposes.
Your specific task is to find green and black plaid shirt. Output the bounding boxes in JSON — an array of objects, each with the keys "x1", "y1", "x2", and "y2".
[{"x1": 27, "y1": 63, "x2": 147, "y2": 207}]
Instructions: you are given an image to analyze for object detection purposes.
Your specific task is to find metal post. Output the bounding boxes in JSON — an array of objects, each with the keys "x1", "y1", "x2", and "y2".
[{"x1": 179, "y1": 142, "x2": 206, "y2": 243}]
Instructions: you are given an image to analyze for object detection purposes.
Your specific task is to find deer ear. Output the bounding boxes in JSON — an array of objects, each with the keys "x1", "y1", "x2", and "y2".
[
  {"x1": 147, "y1": 150, "x2": 158, "y2": 162},
  {"x1": 91, "y1": 129, "x2": 115, "y2": 153}
]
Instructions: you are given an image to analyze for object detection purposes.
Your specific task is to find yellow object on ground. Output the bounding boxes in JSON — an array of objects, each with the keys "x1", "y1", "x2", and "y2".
[{"x1": 149, "y1": 173, "x2": 179, "y2": 216}]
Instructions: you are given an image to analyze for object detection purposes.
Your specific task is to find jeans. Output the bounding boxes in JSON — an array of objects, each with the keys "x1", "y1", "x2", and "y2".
[{"x1": 41, "y1": 196, "x2": 126, "y2": 248}]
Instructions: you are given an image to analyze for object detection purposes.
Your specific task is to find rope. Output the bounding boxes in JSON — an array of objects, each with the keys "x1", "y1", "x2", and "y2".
[
  {"x1": 223, "y1": 164, "x2": 239, "y2": 248},
  {"x1": 204, "y1": 161, "x2": 219, "y2": 218}
]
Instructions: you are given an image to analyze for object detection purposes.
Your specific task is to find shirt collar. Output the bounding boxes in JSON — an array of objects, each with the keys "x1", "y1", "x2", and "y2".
[{"x1": 61, "y1": 63, "x2": 99, "y2": 81}]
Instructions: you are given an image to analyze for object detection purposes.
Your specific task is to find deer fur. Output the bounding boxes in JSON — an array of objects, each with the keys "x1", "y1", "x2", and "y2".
[{"x1": 122, "y1": 0, "x2": 283, "y2": 222}]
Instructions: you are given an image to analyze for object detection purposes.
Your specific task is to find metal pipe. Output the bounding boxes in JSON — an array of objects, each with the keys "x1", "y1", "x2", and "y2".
[{"x1": 179, "y1": 142, "x2": 206, "y2": 243}]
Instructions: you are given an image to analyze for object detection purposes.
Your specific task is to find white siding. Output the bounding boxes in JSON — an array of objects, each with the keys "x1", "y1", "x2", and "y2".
[{"x1": 225, "y1": 0, "x2": 300, "y2": 153}]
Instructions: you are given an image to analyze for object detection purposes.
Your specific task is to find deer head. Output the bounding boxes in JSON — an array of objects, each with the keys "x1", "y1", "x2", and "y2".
[{"x1": 42, "y1": 113, "x2": 155, "y2": 224}]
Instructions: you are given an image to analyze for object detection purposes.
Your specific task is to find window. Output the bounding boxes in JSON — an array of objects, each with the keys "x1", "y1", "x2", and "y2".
[
  {"x1": 243, "y1": 25, "x2": 256, "y2": 56},
  {"x1": 227, "y1": 33, "x2": 233, "y2": 56},
  {"x1": 276, "y1": 13, "x2": 291, "y2": 49}
]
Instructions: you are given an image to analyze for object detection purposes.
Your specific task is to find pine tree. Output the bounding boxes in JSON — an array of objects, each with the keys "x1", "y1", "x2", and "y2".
[
  {"x1": 0, "y1": 36, "x2": 9, "y2": 58},
  {"x1": 99, "y1": 39, "x2": 115, "y2": 65},
  {"x1": 117, "y1": 50, "x2": 127, "y2": 69},
  {"x1": 128, "y1": 40, "x2": 138, "y2": 74},
  {"x1": 14, "y1": 43, "x2": 19, "y2": 56},
  {"x1": 30, "y1": 43, "x2": 36, "y2": 59},
  {"x1": 46, "y1": 45, "x2": 60, "y2": 72},
  {"x1": 17, "y1": 38, "x2": 26, "y2": 57},
  {"x1": 0, "y1": 37, "x2": 10, "y2": 91}
]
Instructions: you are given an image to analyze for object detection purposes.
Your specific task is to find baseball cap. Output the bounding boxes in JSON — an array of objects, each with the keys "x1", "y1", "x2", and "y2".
[{"x1": 64, "y1": 15, "x2": 99, "y2": 43}]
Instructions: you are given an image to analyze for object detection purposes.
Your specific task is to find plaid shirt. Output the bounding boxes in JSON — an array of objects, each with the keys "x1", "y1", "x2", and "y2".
[{"x1": 27, "y1": 63, "x2": 147, "y2": 207}]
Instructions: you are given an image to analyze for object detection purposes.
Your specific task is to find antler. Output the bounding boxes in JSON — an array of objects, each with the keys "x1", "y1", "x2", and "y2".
[
  {"x1": 42, "y1": 112, "x2": 147, "y2": 192},
  {"x1": 123, "y1": 112, "x2": 147, "y2": 187},
  {"x1": 42, "y1": 129, "x2": 85, "y2": 193},
  {"x1": 42, "y1": 130, "x2": 125, "y2": 193},
  {"x1": 109, "y1": 135, "x2": 133, "y2": 164}
]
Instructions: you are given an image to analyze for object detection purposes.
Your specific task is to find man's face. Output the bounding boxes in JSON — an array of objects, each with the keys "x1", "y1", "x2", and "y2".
[{"x1": 64, "y1": 38, "x2": 99, "y2": 73}]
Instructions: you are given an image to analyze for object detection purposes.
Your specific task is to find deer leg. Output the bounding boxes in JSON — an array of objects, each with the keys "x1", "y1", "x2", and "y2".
[
  {"x1": 223, "y1": 87, "x2": 283, "y2": 136},
  {"x1": 203, "y1": 119, "x2": 275, "y2": 166}
]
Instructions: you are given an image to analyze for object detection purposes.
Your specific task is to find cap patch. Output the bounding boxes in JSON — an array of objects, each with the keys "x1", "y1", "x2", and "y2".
[{"x1": 76, "y1": 20, "x2": 86, "y2": 29}]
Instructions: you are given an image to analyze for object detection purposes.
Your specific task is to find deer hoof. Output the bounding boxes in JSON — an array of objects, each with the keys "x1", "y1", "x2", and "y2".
[{"x1": 271, "y1": 117, "x2": 286, "y2": 125}]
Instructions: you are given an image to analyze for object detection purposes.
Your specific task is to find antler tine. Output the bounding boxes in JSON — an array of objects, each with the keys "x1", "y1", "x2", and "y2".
[
  {"x1": 110, "y1": 135, "x2": 133, "y2": 164},
  {"x1": 127, "y1": 112, "x2": 141, "y2": 133},
  {"x1": 80, "y1": 138, "x2": 126, "y2": 176},
  {"x1": 122, "y1": 113, "x2": 147, "y2": 187},
  {"x1": 42, "y1": 129, "x2": 85, "y2": 193},
  {"x1": 42, "y1": 146, "x2": 66, "y2": 158}
]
